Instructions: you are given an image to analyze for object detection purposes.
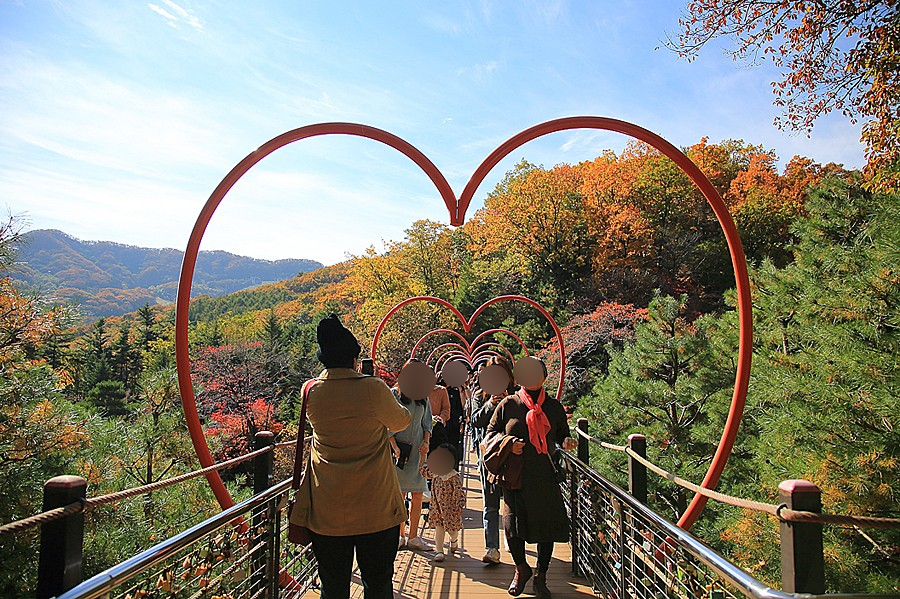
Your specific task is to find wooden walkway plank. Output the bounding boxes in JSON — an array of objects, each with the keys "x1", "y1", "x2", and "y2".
[{"x1": 307, "y1": 450, "x2": 596, "y2": 598}]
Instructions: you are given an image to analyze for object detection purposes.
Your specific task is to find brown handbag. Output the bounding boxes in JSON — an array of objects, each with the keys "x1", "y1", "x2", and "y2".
[
  {"x1": 481, "y1": 432, "x2": 524, "y2": 490},
  {"x1": 287, "y1": 379, "x2": 315, "y2": 545}
]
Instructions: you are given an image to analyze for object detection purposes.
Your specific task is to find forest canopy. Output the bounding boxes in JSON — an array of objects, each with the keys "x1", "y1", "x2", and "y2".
[{"x1": 2, "y1": 134, "x2": 897, "y2": 594}]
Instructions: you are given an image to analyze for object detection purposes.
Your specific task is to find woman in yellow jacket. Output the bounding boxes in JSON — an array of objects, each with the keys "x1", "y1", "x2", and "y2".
[{"x1": 290, "y1": 314, "x2": 411, "y2": 599}]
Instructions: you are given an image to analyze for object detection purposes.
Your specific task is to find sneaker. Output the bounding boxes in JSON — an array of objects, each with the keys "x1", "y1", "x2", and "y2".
[
  {"x1": 482, "y1": 547, "x2": 501, "y2": 564},
  {"x1": 398, "y1": 536, "x2": 407, "y2": 550},
  {"x1": 433, "y1": 552, "x2": 445, "y2": 562},
  {"x1": 406, "y1": 536, "x2": 427, "y2": 551}
]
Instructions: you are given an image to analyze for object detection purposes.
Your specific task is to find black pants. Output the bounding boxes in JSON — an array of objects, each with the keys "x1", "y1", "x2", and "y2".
[
  {"x1": 507, "y1": 536, "x2": 554, "y2": 573},
  {"x1": 310, "y1": 524, "x2": 400, "y2": 599},
  {"x1": 445, "y1": 423, "x2": 462, "y2": 469}
]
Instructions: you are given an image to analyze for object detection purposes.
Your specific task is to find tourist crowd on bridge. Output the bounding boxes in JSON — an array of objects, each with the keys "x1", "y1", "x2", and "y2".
[{"x1": 288, "y1": 314, "x2": 576, "y2": 599}]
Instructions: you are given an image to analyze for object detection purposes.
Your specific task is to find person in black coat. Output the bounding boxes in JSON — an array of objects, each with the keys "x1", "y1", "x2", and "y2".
[
  {"x1": 487, "y1": 357, "x2": 576, "y2": 599},
  {"x1": 470, "y1": 356, "x2": 516, "y2": 565}
]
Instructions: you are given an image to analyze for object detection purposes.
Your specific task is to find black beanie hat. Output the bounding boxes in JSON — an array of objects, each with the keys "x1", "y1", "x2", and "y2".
[{"x1": 316, "y1": 313, "x2": 361, "y2": 367}]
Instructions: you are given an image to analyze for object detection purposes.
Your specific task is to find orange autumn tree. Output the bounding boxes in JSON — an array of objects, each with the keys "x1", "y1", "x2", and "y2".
[
  {"x1": 670, "y1": 0, "x2": 899, "y2": 191},
  {"x1": 579, "y1": 148, "x2": 656, "y2": 304},
  {"x1": 193, "y1": 342, "x2": 283, "y2": 462},
  {"x1": 580, "y1": 140, "x2": 738, "y2": 309},
  {"x1": 0, "y1": 215, "x2": 91, "y2": 595},
  {"x1": 539, "y1": 301, "x2": 648, "y2": 405},
  {"x1": 466, "y1": 160, "x2": 597, "y2": 307}
]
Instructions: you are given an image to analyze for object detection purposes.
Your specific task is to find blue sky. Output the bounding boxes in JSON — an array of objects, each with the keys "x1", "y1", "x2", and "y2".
[{"x1": 0, "y1": 1, "x2": 864, "y2": 265}]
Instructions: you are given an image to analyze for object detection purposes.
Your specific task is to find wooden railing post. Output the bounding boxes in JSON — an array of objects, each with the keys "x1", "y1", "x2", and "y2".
[
  {"x1": 627, "y1": 434, "x2": 647, "y2": 504},
  {"x1": 779, "y1": 480, "x2": 824, "y2": 594},
  {"x1": 577, "y1": 418, "x2": 589, "y2": 464},
  {"x1": 624, "y1": 433, "x2": 647, "y2": 590},
  {"x1": 252, "y1": 431, "x2": 275, "y2": 598},
  {"x1": 253, "y1": 431, "x2": 275, "y2": 495},
  {"x1": 571, "y1": 418, "x2": 589, "y2": 577},
  {"x1": 37, "y1": 475, "x2": 86, "y2": 599}
]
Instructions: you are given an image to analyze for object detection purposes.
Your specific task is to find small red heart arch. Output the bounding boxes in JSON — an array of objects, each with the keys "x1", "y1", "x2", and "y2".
[
  {"x1": 416, "y1": 327, "x2": 532, "y2": 364},
  {"x1": 424, "y1": 343, "x2": 515, "y2": 368},
  {"x1": 174, "y1": 117, "x2": 752, "y2": 530},
  {"x1": 370, "y1": 294, "x2": 565, "y2": 403}
]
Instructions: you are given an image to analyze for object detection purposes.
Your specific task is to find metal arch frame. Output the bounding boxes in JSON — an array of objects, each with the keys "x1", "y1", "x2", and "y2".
[
  {"x1": 176, "y1": 116, "x2": 752, "y2": 529},
  {"x1": 470, "y1": 328, "x2": 531, "y2": 357},
  {"x1": 433, "y1": 351, "x2": 475, "y2": 371},
  {"x1": 425, "y1": 341, "x2": 516, "y2": 369},
  {"x1": 433, "y1": 348, "x2": 505, "y2": 373},
  {"x1": 468, "y1": 348, "x2": 505, "y2": 365},
  {"x1": 426, "y1": 342, "x2": 473, "y2": 366},
  {"x1": 452, "y1": 116, "x2": 752, "y2": 530},
  {"x1": 411, "y1": 326, "x2": 529, "y2": 360},
  {"x1": 468, "y1": 342, "x2": 516, "y2": 364},
  {"x1": 174, "y1": 123, "x2": 456, "y2": 511},
  {"x1": 371, "y1": 295, "x2": 566, "y2": 404},
  {"x1": 410, "y1": 329, "x2": 472, "y2": 359}
]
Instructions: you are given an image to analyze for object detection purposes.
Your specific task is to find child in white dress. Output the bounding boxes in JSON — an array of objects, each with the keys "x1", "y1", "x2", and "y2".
[{"x1": 420, "y1": 443, "x2": 465, "y2": 562}]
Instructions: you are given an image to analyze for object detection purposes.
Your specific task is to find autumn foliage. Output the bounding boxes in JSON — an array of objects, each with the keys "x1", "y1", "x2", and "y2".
[
  {"x1": 4, "y1": 128, "x2": 897, "y2": 593},
  {"x1": 670, "y1": 0, "x2": 899, "y2": 191}
]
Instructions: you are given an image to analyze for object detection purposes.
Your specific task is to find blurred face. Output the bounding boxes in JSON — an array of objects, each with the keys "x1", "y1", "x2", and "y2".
[
  {"x1": 514, "y1": 356, "x2": 547, "y2": 391},
  {"x1": 397, "y1": 361, "x2": 436, "y2": 401},
  {"x1": 441, "y1": 360, "x2": 468, "y2": 388},
  {"x1": 426, "y1": 447, "x2": 455, "y2": 476},
  {"x1": 479, "y1": 364, "x2": 511, "y2": 397}
]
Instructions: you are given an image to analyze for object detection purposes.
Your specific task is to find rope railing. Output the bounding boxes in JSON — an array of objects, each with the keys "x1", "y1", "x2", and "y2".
[
  {"x1": 575, "y1": 428, "x2": 627, "y2": 452},
  {"x1": 574, "y1": 427, "x2": 900, "y2": 530},
  {"x1": 0, "y1": 435, "x2": 312, "y2": 537}
]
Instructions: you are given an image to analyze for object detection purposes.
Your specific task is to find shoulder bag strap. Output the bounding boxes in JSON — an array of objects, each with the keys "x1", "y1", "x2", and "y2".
[{"x1": 291, "y1": 379, "x2": 315, "y2": 491}]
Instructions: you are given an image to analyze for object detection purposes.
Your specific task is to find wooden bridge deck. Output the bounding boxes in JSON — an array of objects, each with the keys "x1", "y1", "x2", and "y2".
[{"x1": 309, "y1": 449, "x2": 596, "y2": 598}]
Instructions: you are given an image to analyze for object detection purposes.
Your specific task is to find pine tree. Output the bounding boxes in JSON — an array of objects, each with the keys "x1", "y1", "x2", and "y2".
[
  {"x1": 739, "y1": 178, "x2": 900, "y2": 590},
  {"x1": 112, "y1": 325, "x2": 140, "y2": 394},
  {"x1": 578, "y1": 292, "x2": 736, "y2": 519},
  {"x1": 82, "y1": 318, "x2": 113, "y2": 391},
  {"x1": 137, "y1": 303, "x2": 158, "y2": 350}
]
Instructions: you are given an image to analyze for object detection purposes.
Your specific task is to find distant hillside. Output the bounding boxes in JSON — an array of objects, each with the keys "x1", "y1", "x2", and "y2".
[
  {"x1": 186, "y1": 261, "x2": 350, "y2": 324},
  {"x1": 13, "y1": 229, "x2": 322, "y2": 318}
]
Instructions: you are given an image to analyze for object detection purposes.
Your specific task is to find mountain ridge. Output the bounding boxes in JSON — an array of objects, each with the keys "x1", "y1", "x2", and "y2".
[{"x1": 14, "y1": 229, "x2": 322, "y2": 318}]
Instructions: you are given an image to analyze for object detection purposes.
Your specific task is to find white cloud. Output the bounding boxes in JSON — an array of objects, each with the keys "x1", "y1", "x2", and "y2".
[
  {"x1": 0, "y1": 0, "x2": 869, "y2": 266},
  {"x1": 148, "y1": 1, "x2": 204, "y2": 31},
  {"x1": 148, "y1": 4, "x2": 178, "y2": 24},
  {"x1": 0, "y1": 164, "x2": 204, "y2": 252},
  {"x1": 524, "y1": 0, "x2": 567, "y2": 26},
  {"x1": 196, "y1": 167, "x2": 455, "y2": 264},
  {"x1": 456, "y1": 60, "x2": 499, "y2": 82},
  {"x1": 0, "y1": 53, "x2": 240, "y2": 181},
  {"x1": 559, "y1": 130, "x2": 615, "y2": 153},
  {"x1": 421, "y1": 12, "x2": 462, "y2": 36}
]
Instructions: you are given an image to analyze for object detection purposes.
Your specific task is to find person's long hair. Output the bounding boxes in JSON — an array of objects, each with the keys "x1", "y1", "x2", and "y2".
[
  {"x1": 486, "y1": 355, "x2": 516, "y2": 396},
  {"x1": 394, "y1": 357, "x2": 429, "y2": 406}
]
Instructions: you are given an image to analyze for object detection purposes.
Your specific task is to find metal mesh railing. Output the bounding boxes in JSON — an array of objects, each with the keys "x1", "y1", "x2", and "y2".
[
  {"x1": 562, "y1": 451, "x2": 741, "y2": 599},
  {"x1": 57, "y1": 477, "x2": 317, "y2": 599},
  {"x1": 560, "y1": 449, "x2": 900, "y2": 599}
]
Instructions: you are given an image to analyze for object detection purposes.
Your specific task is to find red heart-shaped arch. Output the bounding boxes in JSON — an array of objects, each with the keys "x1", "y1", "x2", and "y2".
[
  {"x1": 370, "y1": 295, "x2": 565, "y2": 403},
  {"x1": 174, "y1": 117, "x2": 752, "y2": 530}
]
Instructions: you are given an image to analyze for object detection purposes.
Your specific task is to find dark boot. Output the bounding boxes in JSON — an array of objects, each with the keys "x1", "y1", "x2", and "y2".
[
  {"x1": 507, "y1": 564, "x2": 533, "y2": 596},
  {"x1": 533, "y1": 570, "x2": 552, "y2": 599}
]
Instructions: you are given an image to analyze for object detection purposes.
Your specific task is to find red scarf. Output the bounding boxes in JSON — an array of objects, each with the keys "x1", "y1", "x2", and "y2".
[{"x1": 519, "y1": 387, "x2": 551, "y2": 455}]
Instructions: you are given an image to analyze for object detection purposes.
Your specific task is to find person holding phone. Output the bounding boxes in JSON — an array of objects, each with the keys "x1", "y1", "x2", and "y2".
[{"x1": 292, "y1": 314, "x2": 411, "y2": 599}]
